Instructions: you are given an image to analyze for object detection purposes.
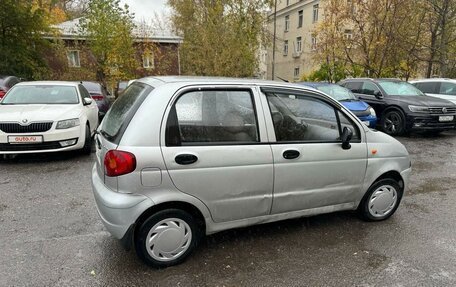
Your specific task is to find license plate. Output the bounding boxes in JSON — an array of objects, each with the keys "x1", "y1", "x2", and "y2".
[
  {"x1": 8, "y1": 135, "x2": 43, "y2": 144},
  {"x1": 439, "y1": 116, "x2": 454, "y2": 122}
]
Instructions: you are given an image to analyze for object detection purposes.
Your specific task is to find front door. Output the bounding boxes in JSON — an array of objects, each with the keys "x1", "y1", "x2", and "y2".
[
  {"x1": 260, "y1": 87, "x2": 367, "y2": 214},
  {"x1": 161, "y1": 87, "x2": 273, "y2": 223}
]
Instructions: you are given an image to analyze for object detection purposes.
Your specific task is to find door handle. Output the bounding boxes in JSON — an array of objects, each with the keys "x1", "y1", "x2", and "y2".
[
  {"x1": 175, "y1": 154, "x2": 198, "y2": 165},
  {"x1": 283, "y1": 150, "x2": 300, "y2": 160}
]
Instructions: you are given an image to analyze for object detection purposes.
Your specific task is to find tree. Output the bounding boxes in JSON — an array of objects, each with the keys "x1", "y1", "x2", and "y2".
[
  {"x1": 168, "y1": 0, "x2": 272, "y2": 77},
  {"x1": 79, "y1": 0, "x2": 137, "y2": 86},
  {"x1": 314, "y1": 0, "x2": 428, "y2": 80},
  {"x1": 0, "y1": 1, "x2": 50, "y2": 79}
]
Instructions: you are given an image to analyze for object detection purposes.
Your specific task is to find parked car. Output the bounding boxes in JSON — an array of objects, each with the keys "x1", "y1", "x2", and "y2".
[
  {"x1": 410, "y1": 78, "x2": 456, "y2": 105},
  {"x1": 80, "y1": 81, "x2": 111, "y2": 119},
  {"x1": 0, "y1": 75, "x2": 21, "y2": 99},
  {"x1": 339, "y1": 78, "x2": 456, "y2": 135},
  {"x1": 92, "y1": 77, "x2": 411, "y2": 268},
  {"x1": 0, "y1": 81, "x2": 98, "y2": 154},
  {"x1": 297, "y1": 82, "x2": 377, "y2": 127}
]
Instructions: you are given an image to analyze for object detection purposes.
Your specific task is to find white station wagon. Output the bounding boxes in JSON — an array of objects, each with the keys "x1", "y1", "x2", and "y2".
[
  {"x1": 92, "y1": 77, "x2": 411, "y2": 268},
  {"x1": 0, "y1": 81, "x2": 98, "y2": 155}
]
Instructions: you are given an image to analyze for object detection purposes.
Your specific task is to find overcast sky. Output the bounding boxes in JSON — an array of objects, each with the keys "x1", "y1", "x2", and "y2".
[{"x1": 121, "y1": 0, "x2": 169, "y2": 22}]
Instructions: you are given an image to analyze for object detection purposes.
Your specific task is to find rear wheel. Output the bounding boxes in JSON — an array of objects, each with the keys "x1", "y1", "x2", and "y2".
[
  {"x1": 135, "y1": 209, "x2": 200, "y2": 268},
  {"x1": 381, "y1": 110, "x2": 405, "y2": 136},
  {"x1": 358, "y1": 178, "x2": 403, "y2": 221},
  {"x1": 81, "y1": 124, "x2": 92, "y2": 155}
]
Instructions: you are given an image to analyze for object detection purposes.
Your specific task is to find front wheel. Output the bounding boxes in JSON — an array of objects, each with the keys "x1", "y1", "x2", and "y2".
[
  {"x1": 135, "y1": 209, "x2": 200, "y2": 268},
  {"x1": 358, "y1": 178, "x2": 403, "y2": 221},
  {"x1": 81, "y1": 125, "x2": 92, "y2": 155},
  {"x1": 381, "y1": 110, "x2": 405, "y2": 136}
]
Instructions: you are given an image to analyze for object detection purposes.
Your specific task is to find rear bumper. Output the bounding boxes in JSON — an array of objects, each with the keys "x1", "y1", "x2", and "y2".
[{"x1": 91, "y1": 165, "x2": 154, "y2": 239}]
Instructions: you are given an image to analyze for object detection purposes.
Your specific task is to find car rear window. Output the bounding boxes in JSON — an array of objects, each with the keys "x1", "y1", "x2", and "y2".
[
  {"x1": 100, "y1": 82, "x2": 153, "y2": 144},
  {"x1": 81, "y1": 82, "x2": 102, "y2": 92}
]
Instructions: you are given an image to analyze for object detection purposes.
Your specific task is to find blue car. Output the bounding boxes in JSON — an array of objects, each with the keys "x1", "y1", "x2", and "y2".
[{"x1": 297, "y1": 82, "x2": 377, "y2": 128}]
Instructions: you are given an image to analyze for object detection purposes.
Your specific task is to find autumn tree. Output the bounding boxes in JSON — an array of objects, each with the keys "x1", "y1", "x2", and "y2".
[
  {"x1": 79, "y1": 0, "x2": 137, "y2": 86},
  {"x1": 169, "y1": 0, "x2": 272, "y2": 77},
  {"x1": 0, "y1": 0, "x2": 50, "y2": 79},
  {"x1": 313, "y1": 0, "x2": 430, "y2": 81},
  {"x1": 421, "y1": 0, "x2": 456, "y2": 77}
]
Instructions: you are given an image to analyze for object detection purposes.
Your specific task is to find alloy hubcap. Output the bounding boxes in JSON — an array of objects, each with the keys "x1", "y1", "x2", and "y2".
[
  {"x1": 368, "y1": 185, "x2": 398, "y2": 218},
  {"x1": 146, "y1": 218, "x2": 192, "y2": 262},
  {"x1": 384, "y1": 113, "x2": 401, "y2": 133}
]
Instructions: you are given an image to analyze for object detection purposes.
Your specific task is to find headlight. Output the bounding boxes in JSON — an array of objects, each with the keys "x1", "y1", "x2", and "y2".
[
  {"x1": 56, "y1": 118, "x2": 80, "y2": 129},
  {"x1": 408, "y1": 105, "x2": 429, "y2": 113},
  {"x1": 368, "y1": 107, "x2": 376, "y2": 117}
]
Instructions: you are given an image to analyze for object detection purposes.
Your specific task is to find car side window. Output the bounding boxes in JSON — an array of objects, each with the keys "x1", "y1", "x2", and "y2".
[
  {"x1": 78, "y1": 85, "x2": 92, "y2": 100},
  {"x1": 414, "y1": 82, "x2": 439, "y2": 94},
  {"x1": 361, "y1": 82, "x2": 381, "y2": 96},
  {"x1": 265, "y1": 91, "x2": 358, "y2": 142},
  {"x1": 343, "y1": 82, "x2": 363, "y2": 93},
  {"x1": 166, "y1": 89, "x2": 259, "y2": 146},
  {"x1": 440, "y1": 82, "x2": 456, "y2": 96}
]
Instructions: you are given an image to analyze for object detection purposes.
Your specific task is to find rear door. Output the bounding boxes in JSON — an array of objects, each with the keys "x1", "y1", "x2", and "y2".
[
  {"x1": 260, "y1": 87, "x2": 367, "y2": 214},
  {"x1": 160, "y1": 86, "x2": 274, "y2": 223},
  {"x1": 96, "y1": 82, "x2": 153, "y2": 189}
]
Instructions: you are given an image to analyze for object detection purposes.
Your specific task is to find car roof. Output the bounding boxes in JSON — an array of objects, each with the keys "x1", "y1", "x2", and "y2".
[
  {"x1": 341, "y1": 78, "x2": 402, "y2": 82},
  {"x1": 137, "y1": 76, "x2": 322, "y2": 91},
  {"x1": 16, "y1": 81, "x2": 79, "y2": 87},
  {"x1": 410, "y1": 78, "x2": 456, "y2": 83},
  {"x1": 296, "y1": 82, "x2": 338, "y2": 88}
]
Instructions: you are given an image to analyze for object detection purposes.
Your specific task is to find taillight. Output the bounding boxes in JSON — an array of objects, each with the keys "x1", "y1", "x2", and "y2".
[
  {"x1": 91, "y1": 94, "x2": 104, "y2": 101},
  {"x1": 0, "y1": 89, "x2": 5, "y2": 99},
  {"x1": 104, "y1": 150, "x2": 136, "y2": 177}
]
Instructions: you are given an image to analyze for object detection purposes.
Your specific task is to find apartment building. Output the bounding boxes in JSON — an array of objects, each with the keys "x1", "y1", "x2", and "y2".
[{"x1": 267, "y1": 0, "x2": 322, "y2": 82}]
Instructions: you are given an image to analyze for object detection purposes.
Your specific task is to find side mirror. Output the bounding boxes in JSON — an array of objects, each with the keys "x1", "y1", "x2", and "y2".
[
  {"x1": 374, "y1": 90, "x2": 383, "y2": 99},
  {"x1": 83, "y1": 98, "x2": 93, "y2": 105},
  {"x1": 341, "y1": 127, "x2": 353, "y2": 150}
]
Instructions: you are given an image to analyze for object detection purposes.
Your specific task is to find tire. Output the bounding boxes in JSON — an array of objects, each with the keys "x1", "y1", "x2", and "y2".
[
  {"x1": 381, "y1": 109, "x2": 406, "y2": 136},
  {"x1": 135, "y1": 209, "x2": 200, "y2": 268},
  {"x1": 357, "y1": 178, "x2": 403, "y2": 221},
  {"x1": 81, "y1": 124, "x2": 92, "y2": 155}
]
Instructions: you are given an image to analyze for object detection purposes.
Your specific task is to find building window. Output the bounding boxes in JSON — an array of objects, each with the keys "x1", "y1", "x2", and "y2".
[
  {"x1": 143, "y1": 52, "x2": 154, "y2": 69},
  {"x1": 294, "y1": 67, "x2": 300, "y2": 78},
  {"x1": 298, "y1": 10, "x2": 303, "y2": 28},
  {"x1": 284, "y1": 40, "x2": 289, "y2": 56},
  {"x1": 296, "y1": 36, "x2": 302, "y2": 52},
  {"x1": 311, "y1": 36, "x2": 317, "y2": 50},
  {"x1": 313, "y1": 4, "x2": 319, "y2": 23},
  {"x1": 285, "y1": 15, "x2": 290, "y2": 32},
  {"x1": 67, "y1": 50, "x2": 80, "y2": 68},
  {"x1": 286, "y1": 0, "x2": 290, "y2": 5},
  {"x1": 343, "y1": 29, "x2": 353, "y2": 40}
]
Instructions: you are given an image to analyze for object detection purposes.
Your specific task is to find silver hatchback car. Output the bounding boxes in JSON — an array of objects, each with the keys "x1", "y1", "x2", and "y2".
[{"x1": 92, "y1": 77, "x2": 411, "y2": 268}]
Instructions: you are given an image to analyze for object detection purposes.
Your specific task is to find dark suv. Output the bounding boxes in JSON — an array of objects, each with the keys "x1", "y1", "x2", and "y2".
[{"x1": 339, "y1": 78, "x2": 456, "y2": 135}]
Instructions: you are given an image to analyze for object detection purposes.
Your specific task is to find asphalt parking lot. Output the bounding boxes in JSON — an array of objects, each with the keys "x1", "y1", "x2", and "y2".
[{"x1": 1, "y1": 131, "x2": 456, "y2": 287}]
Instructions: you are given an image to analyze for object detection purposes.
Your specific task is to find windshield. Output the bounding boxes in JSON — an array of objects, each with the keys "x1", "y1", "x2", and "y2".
[
  {"x1": 378, "y1": 81, "x2": 425, "y2": 96},
  {"x1": 1, "y1": 85, "x2": 79, "y2": 105},
  {"x1": 315, "y1": 85, "x2": 356, "y2": 101}
]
